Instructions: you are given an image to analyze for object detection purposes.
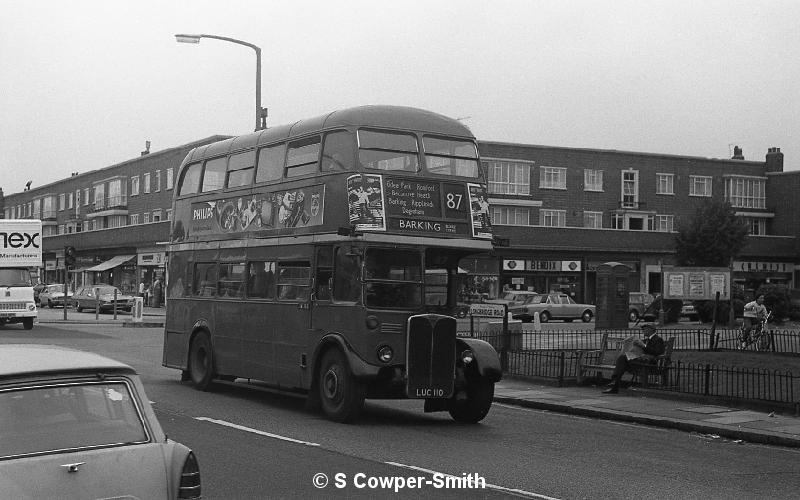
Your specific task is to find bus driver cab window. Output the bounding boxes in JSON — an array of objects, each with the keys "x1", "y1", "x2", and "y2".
[{"x1": 333, "y1": 246, "x2": 360, "y2": 303}]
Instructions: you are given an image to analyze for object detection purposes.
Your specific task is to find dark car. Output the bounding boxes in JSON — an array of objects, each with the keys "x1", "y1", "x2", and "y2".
[
  {"x1": 32, "y1": 282, "x2": 48, "y2": 304},
  {"x1": 0, "y1": 344, "x2": 200, "y2": 499},
  {"x1": 72, "y1": 285, "x2": 136, "y2": 312},
  {"x1": 628, "y1": 292, "x2": 657, "y2": 322}
]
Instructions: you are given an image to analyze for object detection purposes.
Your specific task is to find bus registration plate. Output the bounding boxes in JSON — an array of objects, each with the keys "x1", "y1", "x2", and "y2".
[{"x1": 406, "y1": 314, "x2": 456, "y2": 399}]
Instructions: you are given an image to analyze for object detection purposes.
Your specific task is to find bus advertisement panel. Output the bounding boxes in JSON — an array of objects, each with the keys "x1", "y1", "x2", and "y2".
[{"x1": 163, "y1": 105, "x2": 501, "y2": 424}]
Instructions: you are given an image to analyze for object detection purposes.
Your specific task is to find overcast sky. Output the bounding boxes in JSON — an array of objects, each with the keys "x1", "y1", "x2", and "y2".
[{"x1": 2, "y1": 0, "x2": 799, "y2": 195}]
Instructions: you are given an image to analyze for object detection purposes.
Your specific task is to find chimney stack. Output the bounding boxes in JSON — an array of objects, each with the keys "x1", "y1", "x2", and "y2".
[
  {"x1": 766, "y1": 147, "x2": 784, "y2": 173},
  {"x1": 141, "y1": 140, "x2": 151, "y2": 156},
  {"x1": 732, "y1": 145, "x2": 744, "y2": 160}
]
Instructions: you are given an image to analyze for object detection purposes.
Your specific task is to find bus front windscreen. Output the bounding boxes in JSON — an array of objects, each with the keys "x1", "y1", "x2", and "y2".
[{"x1": 363, "y1": 249, "x2": 422, "y2": 309}]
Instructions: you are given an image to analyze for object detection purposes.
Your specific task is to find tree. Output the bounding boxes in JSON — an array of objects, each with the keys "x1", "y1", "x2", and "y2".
[{"x1": 674, "y1": 199, "x2": 749, "y2": 267}]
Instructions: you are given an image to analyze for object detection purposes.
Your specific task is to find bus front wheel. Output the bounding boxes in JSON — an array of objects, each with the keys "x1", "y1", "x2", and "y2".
[
  {"x1": 318, "y1": 349, "x2": 365, "y2": 423},
  {"x1": 448, "y1": 379, "x2": 494, "y2": 424},
  {"x1": 189, "y1": 332, "x2": 215, "y2": 391}
]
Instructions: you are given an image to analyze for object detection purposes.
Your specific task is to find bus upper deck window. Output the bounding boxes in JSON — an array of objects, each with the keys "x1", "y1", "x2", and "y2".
[
  {"x1": 286, "y1": 137, "x2": 321, "y2": 178},
  {"x1": 321, "y1": 130, "x2": 355, "y2": 171},
  {"x1": 226, "y1": 151, "x2": 256, "y2": 188},
  {"x1": 201, "y1": 157, "x2": 227, "y2": 192},
  {"x1": 177, "y1": 163, "x2": 203, "y2": 196},
  {"x1": 423, "y1": 136, "x2": 479, "y2": 178},
  {"x1": 358, "y1": 129, "x2": 419, "y2": 172},
  {"x1": 255, "y1": 143, "x2": 286, "y2": 183}
]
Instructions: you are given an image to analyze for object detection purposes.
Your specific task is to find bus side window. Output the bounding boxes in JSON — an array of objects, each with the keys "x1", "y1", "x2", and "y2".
[
  {"x1": 321, "y1": 130, "x2": 355, "y2": 171},
  {"x1": 333, "y1": 246, "x2": 360, "y2": 303},
  {"x1": 218, "y1": 263, "x2": 245, "y2": 298},
  {"x1": 255, "y1": 144, "x2": 286, "y2": 184},
  {"x1": 201, "y1": 157, "x2": 228, "y2": 192},
  {"x1": 177, "y1": 162, "x2": 203, "y2": 196},
  {"x1": 226, "y1": 151, "x2": 256, "y2": 188},
  {"x1": 193, "y1": 262, "x2": 218, "y2": 297},
  {"x1": 315, "y1": 247, "x2": 333, "y2": 301},
  {"x1": 247, "y1": 261, "x2": 275, "y2": 299},
  {"x1": 277, "y1": 261, "x2": 310, "y2": 301},
  {"x1": 286, "y1": 136, "x2": 321, "y2": 177}
]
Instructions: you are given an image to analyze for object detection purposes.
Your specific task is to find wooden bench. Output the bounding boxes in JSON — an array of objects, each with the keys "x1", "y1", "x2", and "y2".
[{"x1": 577, "y1": 333, "x2": 675, "y2": 387}]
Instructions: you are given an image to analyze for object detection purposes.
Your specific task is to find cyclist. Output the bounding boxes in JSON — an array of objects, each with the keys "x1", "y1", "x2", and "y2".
[{"x1": 740, "y1": 294, "x2": 767, "y2": 349}]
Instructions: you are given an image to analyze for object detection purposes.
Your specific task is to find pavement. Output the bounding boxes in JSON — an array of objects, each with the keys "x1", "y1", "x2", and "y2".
[{"x1": 33, "y1": 307, "x2": 800, "y2": 448}]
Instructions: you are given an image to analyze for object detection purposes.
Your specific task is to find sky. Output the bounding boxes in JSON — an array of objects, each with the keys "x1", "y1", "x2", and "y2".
[{"x1": 2, "y1": 0, "x2": 799, "y2": 195}]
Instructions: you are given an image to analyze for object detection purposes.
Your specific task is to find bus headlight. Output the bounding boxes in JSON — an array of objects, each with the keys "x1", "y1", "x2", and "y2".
[
  {"x1": 27, "y1": 303, "x2": 36, "y2": 311},
  {"x1": 460, "y1": 349, "x2": 474, "y2": 365},
  {"x1": 377, "y1": 345, "x2": 393, "y2": 363}
]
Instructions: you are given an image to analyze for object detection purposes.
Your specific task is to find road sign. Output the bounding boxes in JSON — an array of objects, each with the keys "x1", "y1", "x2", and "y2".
[{"x1": 469, "y1": 303, "x2": 506, "y2": 318}]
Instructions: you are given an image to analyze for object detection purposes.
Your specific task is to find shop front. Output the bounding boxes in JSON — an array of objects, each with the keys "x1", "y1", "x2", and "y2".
[
  {"x1": 733, "y1": 260, "x2": 795, "y2": 296},
  {"x1": 500, "y1": 258, "x2": 585, "y2": 301}
]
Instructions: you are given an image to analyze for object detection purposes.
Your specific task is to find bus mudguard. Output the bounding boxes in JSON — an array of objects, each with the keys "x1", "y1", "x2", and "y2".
[
  {"x1": 312, "y1": 333, "x2": 381, "y2": 379},
  {"x1": 456, "y1": 337, "x2": 502, "y2": 382}
]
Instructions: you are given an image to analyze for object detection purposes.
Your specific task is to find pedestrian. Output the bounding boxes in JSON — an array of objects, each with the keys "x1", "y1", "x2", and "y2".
[
  {"x1": 139, "y1": 281, "x2": 145, "y2": 298},
  {"x1": 740, "y1": 294, "x2": 767, "y2": 348},
  {"x1": 144, "y1": 283, "x2": 151, "y2": 306},
  {"x1": 153, "y1": 277, "x2": 163, "y2": 307},
  {"x1": 602, "y1": 324, "x2": 666, "y2": 394}
]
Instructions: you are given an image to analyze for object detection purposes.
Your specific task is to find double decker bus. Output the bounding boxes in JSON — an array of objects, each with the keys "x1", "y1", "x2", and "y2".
[{"x1": 163, "y1": 105, "x2": 501, "y2": 423}]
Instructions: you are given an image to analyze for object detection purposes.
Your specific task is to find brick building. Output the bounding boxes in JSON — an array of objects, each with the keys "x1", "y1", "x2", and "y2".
[
  {"x1": 1, "y1": 136, "x2": 226, "y2": 294},
  {"x1": 1, "y1": 135, "x2": 797, "y2": 303}
]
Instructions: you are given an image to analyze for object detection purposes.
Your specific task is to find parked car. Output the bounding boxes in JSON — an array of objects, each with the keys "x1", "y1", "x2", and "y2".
[
  {"x1": 0, "y1": 344, "x2": 201, "y2": 499},
  {"x1": 485, "y1": 290, "x2": 539, "y2": 308},
  {"x1": 38, "y1": 283, "x2": 74, "y2": 308},
  {"x1": 628, "y1": 292, "x2": 657, "y2": 322},
  {"x1": 509, "y1": 292, "x2": 595, "y2": 323},
  {"x1": 72, "y1": 285, "x2": 136, "y2": 312},
  {"x1": 32, "y1": 282, "x2": 48, "y2": 304}
]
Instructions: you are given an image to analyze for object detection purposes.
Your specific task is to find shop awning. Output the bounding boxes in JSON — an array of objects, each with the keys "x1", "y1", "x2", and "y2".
[{"x1": 85, "y1": 255, "x2": 135, "y2": 272}]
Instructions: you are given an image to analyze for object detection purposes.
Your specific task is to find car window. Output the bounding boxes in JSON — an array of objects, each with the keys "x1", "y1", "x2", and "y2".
[{"x1": 0, "y1": 381, "x2": 148, "y2": 458}]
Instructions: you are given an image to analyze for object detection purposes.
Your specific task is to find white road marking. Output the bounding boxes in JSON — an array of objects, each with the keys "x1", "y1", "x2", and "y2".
[
  {"x1": 386, "y1": 461, "x2": 562, "y2": 499},
  {"x1": 194, "y1": 417, "x2": 320, "y2": 446}
]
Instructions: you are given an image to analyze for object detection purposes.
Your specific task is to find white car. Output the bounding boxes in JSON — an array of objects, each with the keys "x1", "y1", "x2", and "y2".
[
  {"x1": 38, "y1": 284, "x2": 74, "y2": 308},
  {"x1": 509, "y1": 293, "x2": 595, "y2": 323},
  {"x1": 0, "y1": 345, "x2": 201, "y2": 499}
]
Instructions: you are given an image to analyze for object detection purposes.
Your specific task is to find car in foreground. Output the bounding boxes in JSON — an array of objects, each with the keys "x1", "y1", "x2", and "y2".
[
  {"x1": 0, "y1": 344, "x2": 200, "y2": 499},
  {"x1": 509, "y1": 292, "x2": 595, "y2": 323},
  {"x1": 72, "y1": 285, "x2": 136, "y2": 312},
  {"x1": 38, "y1": 284, "x2": 74, "y2": 308}
]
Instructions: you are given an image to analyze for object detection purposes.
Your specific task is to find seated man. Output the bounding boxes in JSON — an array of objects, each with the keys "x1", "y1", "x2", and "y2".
[{"x1": 602, "y1": 324, "x2": 666, "y2": 394}]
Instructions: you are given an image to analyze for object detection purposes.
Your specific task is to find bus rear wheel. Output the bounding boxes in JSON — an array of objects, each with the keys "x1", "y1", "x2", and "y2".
[
  {"x1": 448, "y1": 379, "x2": 494, "y2": 424},
  {"x1": 318, "y1": 349, "x2": 364, "y2": 423},
  {"x1": 189, "y1": 332, "x2": 215, "y2": 391}
]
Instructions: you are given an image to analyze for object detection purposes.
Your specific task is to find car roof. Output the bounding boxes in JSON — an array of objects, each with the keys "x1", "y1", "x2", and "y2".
[{"x1": 0, "y1": 345, "x2": 135, "y2": 379}]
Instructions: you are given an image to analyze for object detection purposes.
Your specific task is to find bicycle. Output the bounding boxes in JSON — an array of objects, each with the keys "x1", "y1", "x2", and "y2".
[{"x1": 737, "y1": 310, "x2": 772, "y2": 351}]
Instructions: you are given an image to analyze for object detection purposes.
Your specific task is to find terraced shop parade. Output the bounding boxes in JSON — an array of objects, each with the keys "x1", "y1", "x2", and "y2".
[{"x1": 163, "y1": 105, "x2": 502, "y2": 423}]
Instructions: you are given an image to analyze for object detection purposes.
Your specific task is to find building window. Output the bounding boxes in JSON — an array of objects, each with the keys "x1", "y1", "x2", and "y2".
[
  {"x1": 58, "y1": 225, "x2": 65, "y2": 235},
  {"x1": 725, "y1": 177, "x2": 765, "y2": 209},
  {"x1": 743, "y1": 217, "x2": 766, "y2": 236},
  {"x1": 131, "y1": 175, "x2": 140, "y2": 196},
  {"x1": 540, "y1": 209, "x2": 566, "y2": 227},
  {"x1": 689, "y1": 175, "x2": 713, "y2": 197},
  {"x1": 657, "y1": 173, "x2": 674, "y2": 195},
  {"x1": 154, "y1": 170, "x2": 161, "y2": 192},
  {"x1": 166, "y1": 209, "x2": 173, "y2": 220},
  {"x1": 58, "y1": 193, "x2": 65, "y2": 211},
  {"x1": 490, "y1": 206, "x2": 532, "y2": 226},
  {"x1": 152, "y1": 209, "x2": 162, "y2": 222},
  {"x1": 67, "y1": 192, "x2": 74, "y2": 209},
  {"x1": 166, "y1": 167, "x2": 174, "y2": 190},
  {"x1": 84, "y1": 188, "x2": 91, "y2": 206},
  {"x1": 584, "y1": 169, "x2": 603, "y2": 192},
  {"x1": 484, "y1": 160, "x2": 531, "y2": 195},
  {"x1": 107, "y1": 216, "x2": 126, "y2": 228},
  {"x1": 621, "y1": 170, "x2": 639, "y2": 208},
  {"x1": 655, "y1": 214, "x2": 674, "y2": 232},
  {"x1": 143, "y1": 172, "x2": 151, "y2": 194},
  {"x1": 539, "y1": 166, "x2": 567, "y2": 190},
  {"x1": 143, "y1": 212, "x2": 150, "y2": 224},
  {"x1": 130, "y1": 214, "x2": 140, "y2": 225},
  {"x1": 583, "y1": 211, "x2": 603, "y2": 229}
]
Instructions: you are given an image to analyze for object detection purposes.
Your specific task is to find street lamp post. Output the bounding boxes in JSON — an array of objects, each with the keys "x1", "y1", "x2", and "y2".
[{"x1": 175, "y1": 33, "x2": 265, "y2": 131}]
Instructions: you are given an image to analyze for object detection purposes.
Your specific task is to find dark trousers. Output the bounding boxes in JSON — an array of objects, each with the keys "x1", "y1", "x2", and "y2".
[{"x1": 610, "y1": 354, "x2": 632, "y2": 386}]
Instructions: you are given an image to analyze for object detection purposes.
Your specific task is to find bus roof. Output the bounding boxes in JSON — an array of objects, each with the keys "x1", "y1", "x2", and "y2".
[{"x1": 183, "y1": 105, "x2": 475, "y2": 163}]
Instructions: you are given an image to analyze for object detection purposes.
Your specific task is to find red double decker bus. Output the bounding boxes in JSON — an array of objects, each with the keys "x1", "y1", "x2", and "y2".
[{"x1": 163, "y1": 105, "x2": 501, "y2": 423}]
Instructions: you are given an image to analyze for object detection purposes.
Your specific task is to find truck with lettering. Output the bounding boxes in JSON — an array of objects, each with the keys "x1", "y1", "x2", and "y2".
[{"x1": 0, "y1": 219, "x2": 41, "y2": 329}]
